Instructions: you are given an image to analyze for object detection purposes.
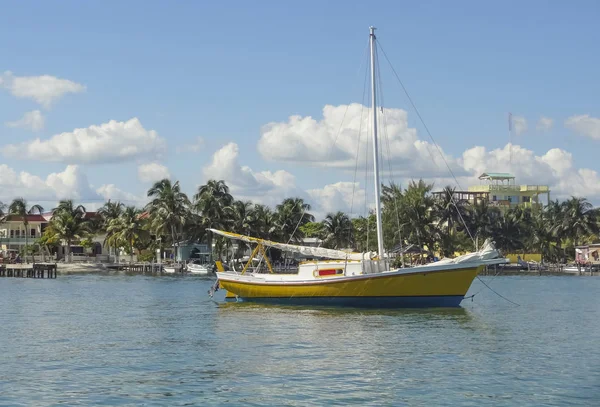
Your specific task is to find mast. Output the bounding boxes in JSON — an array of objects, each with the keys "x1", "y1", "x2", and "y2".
[
  {"x1": 508, "y1": 112, "x2": 513, "y2": 174},
  {"x1": 370, "y1": 26, "x2": 385, "y2": 258}
]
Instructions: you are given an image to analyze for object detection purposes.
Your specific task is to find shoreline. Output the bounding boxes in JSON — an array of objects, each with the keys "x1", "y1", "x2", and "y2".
[{"x1": 3, "y1": 262, "x2": 598, "y2": 277}]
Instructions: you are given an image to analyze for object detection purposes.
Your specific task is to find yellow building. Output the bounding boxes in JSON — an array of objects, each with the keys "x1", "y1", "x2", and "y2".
[
  {"x1": 433, "y1": 172, "x2": 550, "y2": 209},
  {"x1": 468, "y1": 173, "x2": 550, "y2": 209}
]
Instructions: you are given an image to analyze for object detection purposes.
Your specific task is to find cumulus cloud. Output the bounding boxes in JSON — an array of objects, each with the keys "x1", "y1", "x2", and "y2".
[
  {"x1": 3, "y1": 118, "x2": 166, "y2": 164},
  {"x1": 0, "y1": 71, "x2": 85, "y2": 108},
  {"x1": 176, "y1": 136, "x2": 204, "y2": 153},
  {"x1": 565, "y1": 114, "x2": 600, "y2": 140},
  {"x1": 511, "y1": 115, "x2": 527, "y2": 136},
  {"x1": 461, "y1": 143, "x2": 600, "y2": 200},
  {"x1": 5, "y1": 110, "x2": 45, "y2": 131},
  {"x1": 257, "y1": 103, "x2": 463, "y2": 177},
  {"x1": 536, "y1": 116, "x2": 554, "y2": 132},
  {"x1": 0, "y1": 164, "x2": 145, "y2": 210},
  {"x1": 138, "y1": 163, "x2": 170, "y2": 183},
  {"x1": 96, "y1": 184, "x2": 147, "y2": 207},
  {"x1": 0, "y1": 165, "x2": 96, "y2": 203},
  {"x1": 307, "y1": 181, "x2": 367, "y2": 219},
  {"x1": 203, "y1": 142, "x2": 304, "y2": 207}
]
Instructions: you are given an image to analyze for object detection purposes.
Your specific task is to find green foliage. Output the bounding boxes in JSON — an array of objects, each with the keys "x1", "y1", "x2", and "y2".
[
  {"x1": 137, "y1": 250, "x2": 155, "y2": 262},
  {"x1": 4, "y1": 179, "x2": 598, "y2": 266},
  {"x1": 80, "y1": 238, "x2": 94, "y2": 249},
  {"x1": 299, "y1": 222, "x2": 325, "y2": 239},
  {"x1": 322, "y1": 211, "x2": 354, "y2": 249}
]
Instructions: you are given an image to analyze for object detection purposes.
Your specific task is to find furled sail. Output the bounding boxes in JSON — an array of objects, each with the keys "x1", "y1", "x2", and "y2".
[{"x1": 209, "y1": 228, "x2": 367, "y2": 261}]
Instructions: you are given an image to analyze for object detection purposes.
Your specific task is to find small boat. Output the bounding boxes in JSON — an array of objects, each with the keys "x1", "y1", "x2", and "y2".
[
  {"x1": 186, "y1": 260, "x2": 213, "y2": 275},
  {"x1": 163, "y1": 263, "x2": 184, "y2": 274},
  {"x1": 211, "y1": 27, "x2": 508, "y2": 308},
  {"x1": 162, "y1": 266, "x2": 176, "y2": 274}
]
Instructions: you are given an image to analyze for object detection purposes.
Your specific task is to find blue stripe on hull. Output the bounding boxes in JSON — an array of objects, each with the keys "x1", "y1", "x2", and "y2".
[{"x1": 225, "y1": 295, "x2": 465, "y2": 308}]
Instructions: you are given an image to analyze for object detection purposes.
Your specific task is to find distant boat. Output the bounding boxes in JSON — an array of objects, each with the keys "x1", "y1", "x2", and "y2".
[
  {"x1": 211, "y1": 27, "x2": 508, "y2": 308},
  {"x1": 186, "y1": 260, "x2": 213, "y2": 276},
  {"x1": 163, "y1": 264, "x2": 183, "y2": 274}
]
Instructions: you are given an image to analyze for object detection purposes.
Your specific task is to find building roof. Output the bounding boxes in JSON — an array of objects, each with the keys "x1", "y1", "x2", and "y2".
[
  {"x1": 3, "y1": 214, "x2": 47, "y2": 222},
  {"x1": 478, "y1": 172, "x2": 515, "y2": 180}
]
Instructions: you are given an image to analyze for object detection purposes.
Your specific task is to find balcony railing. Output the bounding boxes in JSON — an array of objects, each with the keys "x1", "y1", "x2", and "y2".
[
  {"x1": 468, "y1": 184, "x2": 549, "y2": 193},
  {"x1": 0, "y1": 236, "x2": 37, "y2": 242}
]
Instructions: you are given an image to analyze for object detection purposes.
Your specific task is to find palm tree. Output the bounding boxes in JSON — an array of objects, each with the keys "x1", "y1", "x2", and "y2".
[
  {"x1": 8, "y1": 198, "x2": 44, "y2": 263},
  {"x1": 465, "y1": 200, "x2": 499, "y2": 250},
  {"x1": 275, "y1": 197, "x2": 314, "y2": 243},
  {"x1": 560, "y1": 197, "x2": 598, "y2": 247},
  {"x1": 352, "y1": 214, "x2": 378, "y2": 253},
  {"x1": 322, "y1": 211, "x2": 354, "y2": 249},
  {"x1": 253, "y1": 204, "x2": 277, "y2": 240},
  {"x1": 434, "y1": 186, "x2": 468, "y2": 255},
  {"x1": 98, "y1": 200, "x2": 124, "y2": 262},
  {"x1": 146, "y1": 179, "x2": 191, "y2": 257},
  {"x1": 400, "y1": 180, "x2": 437, "y2": 252},
  {"x1": 230, "y1": 200, "x2": 255, "y2": 258},
  {"x1": 49, "y1": 200, "x2": 89, "y2": 262},
  {"x1": 492, "y1": 211, "x2": 524, "y2": 253},
  {"x1": 193, "y1": 180, "x2": 233, "y2": 253},
  {"x1": 106, "y1": 206, "x2": 147, "y2": 263}
]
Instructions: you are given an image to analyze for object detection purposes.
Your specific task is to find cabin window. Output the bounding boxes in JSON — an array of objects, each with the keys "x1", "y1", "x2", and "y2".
[
  {"x1": 30, "y1": 228, "x2": 36, "y2": 237},
  {"x1": 522, "y1": 196, "x2": 530, "y2": 203},
  {"x1": 492, "y1": 195, "x2": 497, "y2": 201},
  {"x1": 10, "y1": 230, "x2": 14, "y2": 238}
]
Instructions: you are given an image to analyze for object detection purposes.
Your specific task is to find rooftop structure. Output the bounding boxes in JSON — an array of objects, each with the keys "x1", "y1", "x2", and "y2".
[{"x1": 433, "y1": 172, "x2": 550, "y2": 209}]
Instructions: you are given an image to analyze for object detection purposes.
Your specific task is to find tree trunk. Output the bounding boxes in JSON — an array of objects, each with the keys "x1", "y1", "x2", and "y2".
[
  {"x1": 66, "y1": 240, "x2": 71, "y2": 263},
  {"x1": 171, "y1": 224, "x2": 177, "y2": 261},
  {"x1": 130, "y1": 241, "x2": 134, "y2": 264},
  {"x1": 207, "y1": 231, "x2": 213, "y2": 258},
  {"x1": 24, "y1": 222, "x2": 29, "y2": 264}
]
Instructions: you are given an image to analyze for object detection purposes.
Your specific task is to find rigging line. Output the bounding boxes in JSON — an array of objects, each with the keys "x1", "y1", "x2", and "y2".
[
  {"x1": 375, "y1": 44, "x2": 403, "y2": 237},
  {"x1": 364, "y1": 80, "x2": 372, "y2": 251},
  {"x1": 285, "y1": 39, "x2": 370, "y2": 245},
  {"x1": 376, "y1": 40, "x2": 476, "y2": 245},
  {"x1": 350, "y1": 47, "x2": 371, "y2": 217},
  {"x1": 473, "y1": 274, "x2": 521, "y2": 307},
  {"x1": 464, "y1": 266, "x2": 503, "y2": 299},
  {"x1": 377, "y1": 40, "x2": 464, "y2": 190}
]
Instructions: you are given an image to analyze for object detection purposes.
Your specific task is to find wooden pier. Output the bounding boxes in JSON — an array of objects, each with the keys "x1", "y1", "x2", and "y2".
[
  {"x1": 0, "y1": 263, "x2": 58, "y2": 279},
  {"x1": 123, "y1": 263, "x2": 164, "y2": 273}
]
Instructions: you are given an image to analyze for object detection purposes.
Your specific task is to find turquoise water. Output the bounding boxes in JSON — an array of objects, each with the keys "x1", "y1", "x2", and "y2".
[{"x1": 0, "y1": 274, "x2": 598, "y2": 406}]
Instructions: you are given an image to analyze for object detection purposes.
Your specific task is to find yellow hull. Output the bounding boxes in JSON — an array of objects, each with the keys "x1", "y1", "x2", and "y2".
[{"x1": 219, "y1": 266, "x2": 482, "y2": 308}]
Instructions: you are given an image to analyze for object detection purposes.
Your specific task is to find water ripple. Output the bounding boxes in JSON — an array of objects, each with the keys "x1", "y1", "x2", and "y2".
[{"x1": 0, "y1": 275, "x2": 599, "y2": 406}]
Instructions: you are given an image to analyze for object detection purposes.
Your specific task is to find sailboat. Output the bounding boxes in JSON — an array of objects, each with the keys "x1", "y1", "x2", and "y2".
[{"x1": 211, "y1": 27, "x2": 507, "y2": 308}]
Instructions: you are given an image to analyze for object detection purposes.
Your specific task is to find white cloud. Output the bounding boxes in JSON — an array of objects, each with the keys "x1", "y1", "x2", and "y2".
[
  {"x1": 257, "y1": 104, "x2": 463, "y2": 178},
  {"x1": 176, "y1": 136, "x2": 204, "y2": 153},
  {"x1": 3, "y1": 118, "x2": 166, "y2": 164},
  {"x1": 203, "y1": 142, "x2": 303, "y2": 207},
  {"x1": 138, "y1": 163, "x2": 170, "y2": 183},
  {"x1": 96, "y1": 184, "x2": 147, "y2": 207},
  {"x1": 5, "y1": 110, "x2": 45, "y2": 131},
  {"x1": 511, "y1": 115, "x2": 527, "y2": 136},
  {"x1": 461, "y1": 144, "x2": 600, "y2": 200},
  {"x1": 0, "y1": 164, "x2": 145, "y2": 210},
  {"x1": 0, "y1": 71, "x2": 85, "y2": 108},
  {"x1": 307, "y1": 181, "x2": 367, "y2": 219},
  {"x1": 0, "y1": 165, "x2": 97, "y2": 204},
  {"x1": 565, "y1": 114, "x2": 600, "y2": 140},
  {"x1": 536, "y1": 116, "x2": 554, "y2": 132}
]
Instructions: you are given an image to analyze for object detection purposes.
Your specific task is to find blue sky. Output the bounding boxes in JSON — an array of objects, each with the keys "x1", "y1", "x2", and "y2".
[{"x1": 1, "y1": 1, "x2": 600, "y2": 217}]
